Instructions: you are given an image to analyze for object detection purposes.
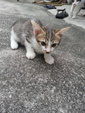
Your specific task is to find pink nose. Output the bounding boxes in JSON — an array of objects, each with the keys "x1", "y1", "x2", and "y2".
[
  {"x1": 45, "y1": 48, "x2": 51, "y2": 53},
  {"x1": 46, "y1": 51, "x2": 50, "y2": 54}
]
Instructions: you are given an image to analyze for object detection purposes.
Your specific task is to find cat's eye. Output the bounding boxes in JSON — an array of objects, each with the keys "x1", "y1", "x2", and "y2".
[
  {"x1": 51, "y1": 43, "x2": 56, "y2": 47},
  {"x1": 37, "y1": 40, "x2": 40, "y2": 43},
  {"x1": 41, "y1": 42, "x2": 46, "y2": 46}
]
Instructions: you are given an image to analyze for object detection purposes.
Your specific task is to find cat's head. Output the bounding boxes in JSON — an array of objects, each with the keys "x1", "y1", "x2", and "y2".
[{"x1": 31, "y1": 20, "x2": 70, "y2": 54}]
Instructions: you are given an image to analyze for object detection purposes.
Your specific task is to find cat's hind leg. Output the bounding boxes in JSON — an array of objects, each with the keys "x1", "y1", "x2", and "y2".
[
  {"x1": 25, "y1": 40, "x2": 36, "y2": 59},
  {"x1": 10, "y1": 28, "x2": 19, "y2": 50}
]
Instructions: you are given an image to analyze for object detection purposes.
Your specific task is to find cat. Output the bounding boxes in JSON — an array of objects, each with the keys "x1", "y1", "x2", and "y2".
[
  {"x1": 10, "y1": 18, "x2": 70, "y2": 64},
  {"x1": 70, "y1": 0, "x2": 85, "y2": 18}
]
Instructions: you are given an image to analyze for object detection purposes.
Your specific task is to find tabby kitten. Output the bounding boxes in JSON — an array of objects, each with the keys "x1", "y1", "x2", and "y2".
[{"x1": 10, "y1": 18, "x2": 69, "y2": 64}]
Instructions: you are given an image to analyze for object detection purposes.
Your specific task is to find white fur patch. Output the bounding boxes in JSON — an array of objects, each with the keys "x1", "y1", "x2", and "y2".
[
  {"x1": 25, "y1": 40, "x2": 36, "y2": 59},
  {"x1": 46, "y1": 38, "x2": 51, "y2": 52},
  {"x1": 10, "y1": 28, "x2": 18, "y2": 49}
]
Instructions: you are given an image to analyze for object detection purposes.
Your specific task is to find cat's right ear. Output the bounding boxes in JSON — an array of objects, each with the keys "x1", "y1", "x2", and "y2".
[
  {"x1": 31, "y1": 20, "x2": 45, "y2": 36},
  {"x1": 54, "y1": 27, "x2": 70, "y2": 36}
]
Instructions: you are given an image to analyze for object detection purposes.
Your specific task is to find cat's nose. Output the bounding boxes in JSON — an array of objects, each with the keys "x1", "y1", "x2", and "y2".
[{"x1": 46, "y1": 51, "x2": 50, "y2": 54}]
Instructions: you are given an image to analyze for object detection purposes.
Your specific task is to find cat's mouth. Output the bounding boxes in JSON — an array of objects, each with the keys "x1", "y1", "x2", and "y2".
[
  {"x1": 42, "y1": 50, "x2": 51, "y2": 54},
  {"x1": 46, "y1": 52, "x2": 50, "y2": 54}
]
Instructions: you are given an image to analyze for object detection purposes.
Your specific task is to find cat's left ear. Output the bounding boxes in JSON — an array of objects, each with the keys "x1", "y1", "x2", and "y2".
[
  {"x1": 31, "y1": 20, "x2": 45, "y2": 36},
  {"x1": 55, "y1": 27, "x2": 70, "y2": 36}
]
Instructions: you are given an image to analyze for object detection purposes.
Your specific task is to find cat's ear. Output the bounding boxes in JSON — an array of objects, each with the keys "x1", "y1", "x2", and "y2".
[
  {"x1": 55, "y1": 27, "x2": 70, "y2": 36},
  {"x1": 31, "y1": 20, "x2": 44, "y2": 36}
]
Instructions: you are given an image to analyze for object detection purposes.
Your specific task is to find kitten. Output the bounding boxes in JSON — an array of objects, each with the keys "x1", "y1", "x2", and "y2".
[
  {"x1": 70, "y1": 0, "x2": 85, "y2": 18},
  {"x1": 10, "y1": 18, "x2": 69, "y2": 64}
]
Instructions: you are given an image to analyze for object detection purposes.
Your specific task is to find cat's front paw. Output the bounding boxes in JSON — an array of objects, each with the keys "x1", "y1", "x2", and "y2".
[
  {"x1": 26, "y1": 52, "x2": 36, "y2": 59},
  {"x1": 44, "y1": 54, "x2": 54, "y2": 65},
  {"x1": 45, "y1": 57, "x2": 54, "y2": 65},
  {"x1": 11, "y1": 41, "x2": 18, "y2": 50}
]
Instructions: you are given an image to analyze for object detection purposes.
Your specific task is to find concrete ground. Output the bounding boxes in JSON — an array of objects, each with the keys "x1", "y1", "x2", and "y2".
[{"x1": 0, "y1": 0, "x2": 85, "y2": 113}]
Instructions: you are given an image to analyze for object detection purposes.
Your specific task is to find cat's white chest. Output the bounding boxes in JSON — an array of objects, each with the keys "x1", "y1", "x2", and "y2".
[{"x1": 31, "y1": 37, "x2": 43, "y2": 54}]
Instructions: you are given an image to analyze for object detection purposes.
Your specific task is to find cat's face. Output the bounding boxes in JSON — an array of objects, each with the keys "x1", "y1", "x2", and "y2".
[
  {"x1": 31, "y1": 20, "x2": 70, "y2": 53},
  {"x1": 35, "y1": 29, "x2": 61, "y2": 53}
]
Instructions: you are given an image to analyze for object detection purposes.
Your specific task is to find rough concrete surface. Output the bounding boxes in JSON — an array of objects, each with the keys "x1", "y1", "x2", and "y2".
[{"x1": 0, "y1": 0, "x2": 85, "y2": 113}]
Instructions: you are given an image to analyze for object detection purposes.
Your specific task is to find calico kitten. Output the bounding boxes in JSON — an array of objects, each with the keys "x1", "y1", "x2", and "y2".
[{"x1": 10, "y1": 18, "x2": 69, "y2": 64}]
